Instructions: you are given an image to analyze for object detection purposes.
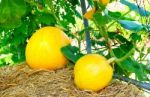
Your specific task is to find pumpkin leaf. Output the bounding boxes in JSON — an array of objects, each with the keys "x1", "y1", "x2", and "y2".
[
  {"x1": 107, "y1": 11, "x2": 122, "y2": 19},
  {"x1": 35, "y1": 13, "x2": 56, "y2": 26},
  {"x1": 108, "y1": 32, "x2": 130, "y2": 43},
  {"x1": 87, "y1": 0, "x2": 94, "y2": 7},
  {"x1": 113, "y1": 45, "x2": 149, "y2": 81},
  {"x1": 61, "y1": 44, "x2": 84, "y2": 63},
  {"x1": 0, "y1": 0, "x2": 26, "y2": 28},
  {"x1": 118, "y1": 20, "x2": 144, "y2": 31},
  {"x1": 93, "y1": 12, "x2": 109, "y2": 26},
  {"x1": 130, "y1": 33, "x2": 141, "y2": 42},
  {"x1": 75, "y1": 10, "x2": 82, "y2": 19},
  {"x1": 147, "y1": 47, "x2": 150, "y2": 53}
]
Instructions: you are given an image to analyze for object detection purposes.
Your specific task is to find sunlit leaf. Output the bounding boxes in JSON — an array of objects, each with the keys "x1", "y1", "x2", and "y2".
[
  {"x1": 147, "y1": 47, "x2": 150, "y2": 53},
  {"x1": 93, "y1": 12, "x2": 109, "y2": 26},
  {"x1": 107, "y1": 11, "x2": 122, "y2": 19}
]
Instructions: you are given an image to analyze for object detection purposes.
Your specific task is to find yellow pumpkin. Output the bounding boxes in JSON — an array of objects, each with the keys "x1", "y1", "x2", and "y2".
[
  {"x1": 74, "y1": 54, "x2": 113, "y2": 91},
  {"x1": 25, "y1": 26, "x2": 70, "y2": 70}
]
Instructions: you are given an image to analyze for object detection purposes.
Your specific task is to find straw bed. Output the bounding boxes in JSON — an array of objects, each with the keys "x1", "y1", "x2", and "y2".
[{"x1": 0, "y1": 63, "x2": 144, "y2": 97}]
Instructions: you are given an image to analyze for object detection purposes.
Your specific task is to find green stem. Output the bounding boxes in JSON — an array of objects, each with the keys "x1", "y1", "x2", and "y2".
[
  {"x1": 93, "y1": 19, "x2": 109, "y2": 43},
  {"x1": 107, "y1": 47, "x2": 135, "y2": 64},
  {"x1": 76, "y1": 37, "x2": 81, "y2": 53},
  {"x1": 115, "y1": 47, "x2": 135, "y2": 62},
  {"x1": 93, "y1": 15, "x2": 113, "y2": 59},
  {"x1": 107, "y1": 57, "x2": 117, "y2": 64}
]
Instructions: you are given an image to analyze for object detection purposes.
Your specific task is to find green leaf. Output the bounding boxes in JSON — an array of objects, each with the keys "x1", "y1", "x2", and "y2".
[
  {"x1": 120, "y1": 0, "x2": 150, "y2": 16},
  {"x1": 0, "y1": 54, "x2": 13, "y2": 66},
  {"x1": 107, "y1": 11, "x2": 122, "y2": 19},
  {"x1": 78, "y1": 27, "x2": 92, "y2": 36},
  {"x1": 118, "y1": 20, "x2": 144, "y2": 31},
  {"x1": 0, "y1": 0, "x2": 26, "y2": 28},
  {"x1": 68, "y1": 0, "x2": 79, "y2": 6},
  {"x1": 105, "y1": 9, "x2": 134, "y2": 21},
  {"x1": 147, "y1": 47, "x2": 150, "y2": 53},
  {"x1": 93, "y1": 12, "x2": 109, "y2": 26},
  {"x1": 108, "y1": 32, "x2": 130, "y2": 43},
  {"x1": 113, "y1": 46, "x2": 149, "y2": 81},
  {"x1": 145, "y1": 64, "x2": 150, "y2": 74},
  {"x1": 114, "y1": 64, "x2": 130, "y2": 76},
  {"x1": 61, "y1": 44, "x2": 84, "y2": 63},
  {"x1": 75, "y1": 10, "x2": 82, "y2": 19},
  {"x1": 122, "y1": 59, "x2": 148, "y2": 81},
  {"x1": 11, "y1": 46, "x2": 25, "y2": 63},
  {"x1": 35, "y1": 13, "x2": 56, "y2": 26},
  {"x1": 113, "y1": 44, "x2": 133, "y2": 58},
  {"x1": 91, "y1": 40, "x2": 106, "y2": 46},
  {"x1": 87, "y1": 0, "x2": 94, "y2": 7},
  {"x1": 130, "y1": 33, "x2": 141, "y2": 42}
]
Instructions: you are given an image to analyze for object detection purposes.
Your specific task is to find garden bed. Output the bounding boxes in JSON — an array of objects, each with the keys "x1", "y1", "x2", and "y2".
[{"x1": 0, "y1": 63, "x2": 144, "y2": 97}]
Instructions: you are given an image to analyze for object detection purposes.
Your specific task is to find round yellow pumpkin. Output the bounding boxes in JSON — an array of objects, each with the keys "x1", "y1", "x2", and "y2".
[
  {"x1": 74, "y1": 54, "x2": 113, "y2": 91},
  {"x1": 25, "y1": 26, "x2": 70, "y2": 70}
]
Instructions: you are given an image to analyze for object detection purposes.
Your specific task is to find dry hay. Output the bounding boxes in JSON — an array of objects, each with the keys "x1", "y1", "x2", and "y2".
[{"x1": 0, "y1": 63, "x2": 145, "y2": 97}]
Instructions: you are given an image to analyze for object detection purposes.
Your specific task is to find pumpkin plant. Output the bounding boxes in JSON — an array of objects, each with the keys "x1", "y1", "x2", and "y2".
[
  {"x1": 0, "y1": 0, "x2": 150, "y2": 91},
  {"x1": 61, "y1": 0, "x2": 150, "y2": 91}
]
